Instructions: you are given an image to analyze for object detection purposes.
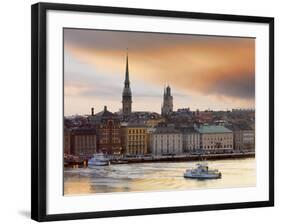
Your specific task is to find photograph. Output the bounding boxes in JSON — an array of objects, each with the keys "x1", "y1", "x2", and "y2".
[{"x1": 63, "y1": 28, "x2": 256, "y2": 195}]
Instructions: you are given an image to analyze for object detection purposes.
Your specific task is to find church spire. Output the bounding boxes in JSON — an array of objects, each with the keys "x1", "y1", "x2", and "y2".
[
  {"x1": 122, "y1": 49, "x2": 132, "y2": 117},
  {"x1": 124, "y1": 49, "x2": 130, "y2": 87}
]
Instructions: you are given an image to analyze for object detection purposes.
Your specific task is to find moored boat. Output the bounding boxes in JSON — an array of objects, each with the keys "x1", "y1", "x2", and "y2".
[
  {"x1": 110, "y1": 160, "x2": 129, "y2": 164},
  {"x1": 184, "y1": 163, "x2": 222, "y2": 179},
  {"x1": 88, "y1": 153, "x2": 110, "y2": 166}
]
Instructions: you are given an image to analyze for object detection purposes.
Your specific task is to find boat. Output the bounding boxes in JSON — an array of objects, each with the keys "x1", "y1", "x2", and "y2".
[
  {"x1": 88, "y1": 153, "x2": 110, "y2": 166},
  {"x1": 184, "y1": 163, "x2": 222, "y2": 179},
  {"x1": 110, "y1": 160, "x2": 129, "y2": 165}
]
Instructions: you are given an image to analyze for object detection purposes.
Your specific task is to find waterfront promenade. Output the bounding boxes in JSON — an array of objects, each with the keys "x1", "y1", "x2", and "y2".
[
  {"x1": 121, "y1": 152, "x2": 255, "y2": 163},
  {"x1": 64, "y1": 151, "x2": 255, "y2": 167}
]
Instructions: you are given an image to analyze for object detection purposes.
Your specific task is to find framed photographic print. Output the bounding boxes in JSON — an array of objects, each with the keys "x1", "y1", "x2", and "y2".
[{"x1": 31, "y1": 2, "x2": 274, "y2": 222}]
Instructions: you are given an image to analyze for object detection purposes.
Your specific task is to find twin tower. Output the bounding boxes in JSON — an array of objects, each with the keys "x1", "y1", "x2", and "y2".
[{"x1": 122, "y1": 53, "x2": 173, "y2": 117}]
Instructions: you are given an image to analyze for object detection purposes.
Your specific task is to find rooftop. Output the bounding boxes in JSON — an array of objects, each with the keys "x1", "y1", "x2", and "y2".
[
  {"x1": 70, "y1": 127, "x2": 96, "y2": 134},
  {"x1": 226, "y1": 123, "x2": 254, "y2": 131},
  {"x1": 122, "y1": 122, "x2": 147, "y2": 128},
  {"x1": 197, "y1": 125, "x2": 232, "y2": 134},
  {"x1": 178, "y1": 126, "x2": 199, "y2": 133},
  {"x1": 154, "y1": 126, "x2": 181, "y2": 134},
  {"x1": 95, "y1": 106, "x2": 116, "y2": 118}
]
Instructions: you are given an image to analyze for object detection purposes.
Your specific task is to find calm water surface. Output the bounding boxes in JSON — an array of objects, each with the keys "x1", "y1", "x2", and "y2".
[{"x1": 64, "y1": 158, "x2": 255, "y2": 195}]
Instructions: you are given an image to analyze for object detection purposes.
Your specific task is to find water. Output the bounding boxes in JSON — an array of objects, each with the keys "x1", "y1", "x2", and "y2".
[{"x1": 64, "y1": 158, "x2": 255, "y2": 195}]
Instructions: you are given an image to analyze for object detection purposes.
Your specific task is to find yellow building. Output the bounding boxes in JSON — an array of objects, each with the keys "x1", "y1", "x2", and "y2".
[{"x1": 121, "y1": 124, "x2": 148, "y2": 155}]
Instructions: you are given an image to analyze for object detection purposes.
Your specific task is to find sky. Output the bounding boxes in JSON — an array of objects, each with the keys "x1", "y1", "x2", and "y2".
[{"x1": 64, "y1": 28, "x2": 255, "y2": 116}]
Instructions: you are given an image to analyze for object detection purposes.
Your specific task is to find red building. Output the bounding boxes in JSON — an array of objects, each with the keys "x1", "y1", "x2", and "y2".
[{"x1": 94, "y1": 106, "x2": 122, "y2": 155}]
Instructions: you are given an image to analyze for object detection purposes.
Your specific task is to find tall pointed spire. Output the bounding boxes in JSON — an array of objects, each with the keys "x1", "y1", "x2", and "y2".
[
  {"x1": 125, "y1": 49, "x2": 130, "y2": 87},
  {"x1": 122, "y1": 49, "x2": 132, "y2": 117}
]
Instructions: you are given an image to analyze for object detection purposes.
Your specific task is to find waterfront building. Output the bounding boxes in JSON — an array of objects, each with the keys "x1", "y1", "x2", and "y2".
[
  {"x1": 69, "y1": 127, "x2": 97, "y2": 157},
  {"x1": 197, "y1": 125, "x2": 233, "y2": 151},
  {"x1": 64, "y1": 128, "x2": 71, "y2": 154},
  {"x1": 161, "y1": 85, "x2": 173, "y2": 116},
  {"x1": 121, "y1": 123, "x2": 148, "y2": 155},
  {"x1": 147, "y1": 127, "x2": 156, "y2": 154},
  {"x1": 151, "y1": 126, "x2": 183, "y2": 155},
  {"x1": 227, "y1": 123, "x2": 255, "y2": 151},
  {"x1": 95, "y1": 106, "x2": 122, "y2": 155},
  {"x1": 179, "y1": 127, "x2": 200, "y2": 152},
  {"x1": 122, "y1": 53, "x2": 132, "y2": 117}
]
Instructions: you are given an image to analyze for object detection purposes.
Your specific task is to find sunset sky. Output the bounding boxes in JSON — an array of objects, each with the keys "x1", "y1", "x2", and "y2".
[{"x1": 64, "y1": 28, "x2": 255, "y2": 116}]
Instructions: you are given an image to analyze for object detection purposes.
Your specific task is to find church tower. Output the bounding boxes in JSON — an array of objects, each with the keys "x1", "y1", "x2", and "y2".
[
  {"x1": 161, "y1": 85, "x2": 173, "y2": 116},
  {"x1": 122, "y1": 52, "x2": 132, "y2": 116}
]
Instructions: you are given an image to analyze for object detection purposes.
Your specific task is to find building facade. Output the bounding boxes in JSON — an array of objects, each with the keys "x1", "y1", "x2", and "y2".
[
  {"x1": 151, "y1": 127, "x2": 183, "y2": 155},
  {"x1": 69, "y1": 127, "x2": 97, "y2": 157},
  {"x1": 121, "y1": 124, "x2": 148, "y2": 155},
  {"x1": 122, "y1": 54, "x2": 132, "y2": 117},
  {"x1": 161, "y1": 85, "x2": 173, "y2": 116},
  {"x1": 64, "y1": 128, "x2": 71, "y2": 155},
  {"x1": 228, "y1": 124, "x2": 255, "y2": 151},
  {"x1": 95, "y1": 106, "x2": 122, "y2": 155},
  {"x1": 179, "y1": 127, "x2": 200, "y2": 152},
  {"x1": 197, "y1": 125, "x2": 233, "y2": 151},
  {"x1": 146, "y1": 127, "x2": 156, "y2": 154}
]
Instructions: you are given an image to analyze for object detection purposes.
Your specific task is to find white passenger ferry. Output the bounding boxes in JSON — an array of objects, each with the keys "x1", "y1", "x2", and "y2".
[
  {"x1": 184, "y1": 163, "x2": 222, "y2": 179},
  {"x1": 88, "y1": 153, "x2": 110, "y2": 166}
]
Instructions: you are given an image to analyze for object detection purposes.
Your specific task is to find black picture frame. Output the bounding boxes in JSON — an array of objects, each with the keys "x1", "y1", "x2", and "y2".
[{"x1": 31, "y1": 2, "x2": 274, "y2": 222}]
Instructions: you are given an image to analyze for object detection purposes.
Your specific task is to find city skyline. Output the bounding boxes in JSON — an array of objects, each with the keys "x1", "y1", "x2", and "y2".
[{"x1": 64, "y1": 28, "x2": 255, "y2": 116}]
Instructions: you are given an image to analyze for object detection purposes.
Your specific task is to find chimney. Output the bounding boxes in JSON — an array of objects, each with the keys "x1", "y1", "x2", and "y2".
[
  {"x1": 104, "y1": 106, "x2": 107, "y2": 111},
  {"x1": 91, "y1": 107, "x2": 94, "y2": 116}
]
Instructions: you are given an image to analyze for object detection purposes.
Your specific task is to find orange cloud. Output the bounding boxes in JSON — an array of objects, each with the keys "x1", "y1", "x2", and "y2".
[
  {"x1": 64, "y1": 29, "x2": 255, "y2": 114},
  {"x1": 66, "y1": 37, "x2": 254, "y2": 99}
]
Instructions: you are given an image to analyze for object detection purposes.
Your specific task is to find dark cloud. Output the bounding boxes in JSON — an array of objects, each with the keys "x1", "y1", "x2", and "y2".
[
  {"x1": 64, "y1": 28, "x2": 253, "y2": 52},
  {"x1": 203, "y1": 73, "x2": 255, "y2": 99}
]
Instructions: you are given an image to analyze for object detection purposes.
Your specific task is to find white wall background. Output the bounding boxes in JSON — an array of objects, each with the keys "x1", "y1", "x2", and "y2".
[{"x1": 0, "y1": 0, "x2": 279, "y2": 223}]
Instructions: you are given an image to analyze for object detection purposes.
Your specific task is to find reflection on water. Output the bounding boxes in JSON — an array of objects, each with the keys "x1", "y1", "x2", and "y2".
[{"x1": 64, "y1": 158, "x2": 255, "y2": 195}]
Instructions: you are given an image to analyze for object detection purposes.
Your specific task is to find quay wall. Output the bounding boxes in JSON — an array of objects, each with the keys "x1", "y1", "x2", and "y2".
[
  {"x1": 123, "y1": 152, "x2": 255, "y2": 164},
  {"x1": 64, "y1": 152, "x2": 255, "y2": 167}
]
